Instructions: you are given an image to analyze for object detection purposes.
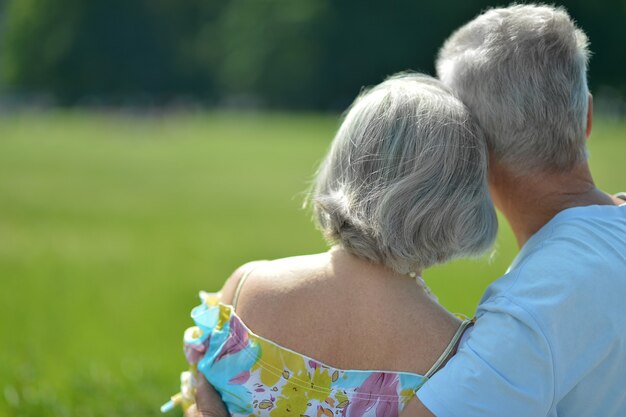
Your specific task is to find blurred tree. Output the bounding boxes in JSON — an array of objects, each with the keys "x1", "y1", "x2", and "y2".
[
  {"x1": 564, "y1": 0, "x2": 626, "y2": 94},
  {"x1": 147, "y1": 0, "x2": 228, "y2": 102},
  {"x1": 318, "y1": 0, "x2": 484, "y2": 109},
  {"x1": 212, "y1": 0, "x2": 331, "y2": 108},
  {"x1": 2, "y1": 0, "x2": 183, "y2": 103},
  {"x1": 0, "y1": 0, "x2": 624, "y2": 108}
]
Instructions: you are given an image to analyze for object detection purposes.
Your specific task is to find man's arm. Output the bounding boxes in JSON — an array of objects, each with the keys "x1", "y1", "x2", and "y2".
[
  {"x1": 184, "y1": 374, "x2": 230, "y2": 417},
  {"x1": 189, "y1": 295, "x2": 554, "y2": 417},
  {"x1": 189, "y1": 373, "x2": 436, "y2": 417},
  {"x1": 404, "y1": 296, "x2": 555, "y2": 417}
]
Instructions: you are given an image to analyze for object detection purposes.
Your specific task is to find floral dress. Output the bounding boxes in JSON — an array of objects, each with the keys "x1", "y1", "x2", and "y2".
[{"x1": 183, "y1": 292, "x2": 470, "y2": 417}]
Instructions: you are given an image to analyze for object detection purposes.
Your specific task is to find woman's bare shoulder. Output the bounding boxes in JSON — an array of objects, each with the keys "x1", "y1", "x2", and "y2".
[
  {"x1": 218, "y1": 251, "x2": 462, "y2": 374},
  {"x1": 219, "y1": 253, "x2": 331, "y2": 306},
  {"x1": 219, "y1": 260, "x2": 269, "y2": 305}
]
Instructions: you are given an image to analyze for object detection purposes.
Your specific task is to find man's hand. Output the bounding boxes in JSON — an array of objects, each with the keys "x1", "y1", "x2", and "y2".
[
  {"x1": 182, "y1": 372, "x2": 434, "y2": 417},
  {"x1": 184, "y1": 374, "x2": 230, "y2": 417}
]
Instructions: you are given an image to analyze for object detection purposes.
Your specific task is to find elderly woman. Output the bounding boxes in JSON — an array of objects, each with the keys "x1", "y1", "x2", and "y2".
[{"x1": 180, "y1": 73, "x2": 497, "y2": 417}]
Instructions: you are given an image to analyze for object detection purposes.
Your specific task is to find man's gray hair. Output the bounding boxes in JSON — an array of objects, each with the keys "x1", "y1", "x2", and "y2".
[
  {"x1": 436, "y1": 4, "x2": 590, "y2": 172},
  {"x1": 310, "y1": 73, "x2": 497, "y2": 274}
]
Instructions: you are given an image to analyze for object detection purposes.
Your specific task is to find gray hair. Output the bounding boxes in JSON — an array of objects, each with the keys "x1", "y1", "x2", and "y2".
[
  {"x1": 436, "y1": 4, "x2": 590, "y2": 172},
  {"x1": 310, "y1": 73, "x2": 497, "y2": 274}
]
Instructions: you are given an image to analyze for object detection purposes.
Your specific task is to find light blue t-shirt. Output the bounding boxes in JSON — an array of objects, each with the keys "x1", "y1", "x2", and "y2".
[{"x1": 417, "y1": 203, "x2": 626, "y2": 417}]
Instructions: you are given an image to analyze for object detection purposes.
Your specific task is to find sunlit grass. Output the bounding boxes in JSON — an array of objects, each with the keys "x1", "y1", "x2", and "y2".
[{"x1": 0, "y1": 112, "x2": 624, "y2": 416}]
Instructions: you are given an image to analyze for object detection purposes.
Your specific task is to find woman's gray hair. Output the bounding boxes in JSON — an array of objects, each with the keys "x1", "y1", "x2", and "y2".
[
  {"x1": 310, "y1": 73, "x2": 497, "y2": 274},
  {"x1": 436, "y1": 4, "x2": 590, "y2": 173}
]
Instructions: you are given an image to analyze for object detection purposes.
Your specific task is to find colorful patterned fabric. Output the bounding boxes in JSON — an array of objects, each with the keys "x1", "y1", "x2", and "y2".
[{"x1": 184, "y1": 292, "x2": 428, "y2": 417}]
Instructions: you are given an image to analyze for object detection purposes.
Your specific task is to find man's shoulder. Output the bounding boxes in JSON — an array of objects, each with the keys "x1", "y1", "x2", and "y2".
[
  {"x1": 509, "y1": 204, "x2": 626, "y2": 279},
  {"x1": 479, "y1": 204, "x2": 626, "y2": 334}
]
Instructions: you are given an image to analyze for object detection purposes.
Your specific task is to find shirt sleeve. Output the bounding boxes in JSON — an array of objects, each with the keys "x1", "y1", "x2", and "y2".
[{"x1": 416, "y1": 296, "x2": 555, "y2": 417}]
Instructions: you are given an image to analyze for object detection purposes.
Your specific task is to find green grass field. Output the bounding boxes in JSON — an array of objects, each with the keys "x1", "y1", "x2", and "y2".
[{"x1": 1, "y1": 112, "x2": 624, "y2": 416}]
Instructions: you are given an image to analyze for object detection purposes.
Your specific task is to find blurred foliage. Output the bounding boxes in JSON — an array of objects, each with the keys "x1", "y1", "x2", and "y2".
[{"x1": 0, "y1": 0, "x2": 625, "y2": 108}]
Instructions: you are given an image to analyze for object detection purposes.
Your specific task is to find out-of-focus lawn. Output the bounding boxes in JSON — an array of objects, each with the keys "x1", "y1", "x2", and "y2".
[{"x1": 0, "y1": 112, "x2": 623, "y2": 416}]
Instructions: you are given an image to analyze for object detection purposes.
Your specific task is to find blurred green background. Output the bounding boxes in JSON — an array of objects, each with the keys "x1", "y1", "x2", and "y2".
[
  {"x1": 1, "y1": 0, "x2": 625, "y2": 108},
  {"x1": 0, "y1": 0, "x2": 624, "y2": 416}
]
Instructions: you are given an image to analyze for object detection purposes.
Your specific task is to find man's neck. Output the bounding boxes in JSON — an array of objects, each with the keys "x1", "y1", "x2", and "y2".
[{"x1": 489, "y1": 160, "x2": 621, "y2": 248}]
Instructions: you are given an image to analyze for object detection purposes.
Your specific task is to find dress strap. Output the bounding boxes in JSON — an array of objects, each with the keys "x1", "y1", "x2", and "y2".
[
  {"x1": 232, "y1": 261, "x2": 267, "y2": 312},
  {"x1": 424, "y1": 319, "x2": 474, "y2": 379}
]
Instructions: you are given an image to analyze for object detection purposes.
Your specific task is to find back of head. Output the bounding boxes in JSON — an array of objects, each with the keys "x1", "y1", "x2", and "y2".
[
  {"x1": 311, "y1": 73, "x2": 497, "y2": 274},
  {"x1": 436, "y1": 4, "x2": 590, "y2": 173}
]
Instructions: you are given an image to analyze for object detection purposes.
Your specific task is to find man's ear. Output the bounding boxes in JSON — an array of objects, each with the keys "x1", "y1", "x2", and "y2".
[{"x1": 586, "y1": 93, "x2": 593, "y2": 139}]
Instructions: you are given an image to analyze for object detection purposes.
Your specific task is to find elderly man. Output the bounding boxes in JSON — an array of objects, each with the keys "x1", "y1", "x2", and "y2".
[
  {"x1": 188, "y1": 4, "x2": 626, "y2": 416},
  {"x1": 402, "y1": 4, "x2": 626, "y2": 416}
]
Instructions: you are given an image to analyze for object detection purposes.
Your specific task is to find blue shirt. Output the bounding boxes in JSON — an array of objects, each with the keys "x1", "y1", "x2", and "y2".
[{"x1": 417, "y1": 203, "x2": 626, "y2": 416}]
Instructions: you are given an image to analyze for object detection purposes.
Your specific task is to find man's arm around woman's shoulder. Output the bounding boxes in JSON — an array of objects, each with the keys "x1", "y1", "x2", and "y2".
[{"x1": 188, "y1": 374, "x2": 436, "y2": 417}]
